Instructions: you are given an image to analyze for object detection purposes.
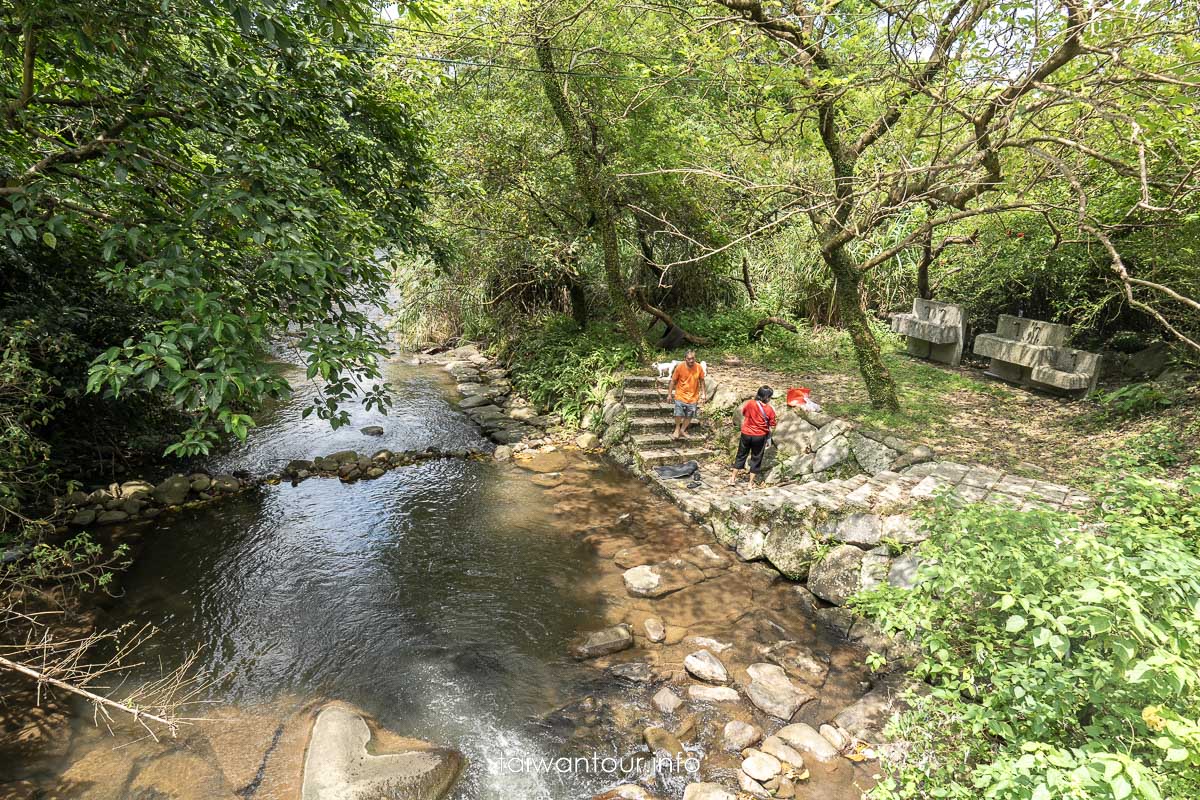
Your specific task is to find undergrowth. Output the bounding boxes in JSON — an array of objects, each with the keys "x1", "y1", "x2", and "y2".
[
  {"x1": 851, "y1": 456, "x2": 1200, "y2": 800},
  {"x1": 495, "y1": 315, "x2": 639, "y2": 427}
]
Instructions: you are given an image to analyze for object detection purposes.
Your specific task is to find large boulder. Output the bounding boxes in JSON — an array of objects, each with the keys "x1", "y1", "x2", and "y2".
[
  {"x1": 302, "y1": 704, "x2": 463, "y2": 800},
  {"x1": 762, "y1": 528, "x2": 819, "y2": 581},
  {"x1": 812, "y1": 435, "x2": 852, "y2": 473},
  {"x1": 807, "y1": 545, "x2": 866, "y2": 605},
  {"x1": 848, "y1": 432, "x2": 899, "y2": 475},
  {"x1": 152, "y1": 475, "x2": 191, "y2": 506},
  {"x1": 771, "y1": 412, "x2": 817, "y2": 455}
]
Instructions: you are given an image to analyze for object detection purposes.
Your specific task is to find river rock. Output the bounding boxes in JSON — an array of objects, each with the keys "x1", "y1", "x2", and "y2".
[
  {"x1": 644, "y1": 726, "x2": 685, "y2": 758},
  {"x1": 576, "y1": 432, "x2": 600, "y2": 449},
  {"x1": 97, "y1": 510, "x2": 129, "y2": 524},
  {"x1": 683, "y1": 784, "x2": 737, "y2": 800},
  {"x1": 683, "y1": 650, "x2": 728, "y2": 684},
  {"x1": 572, "y1": 625, "x2": 633, "y2": 659},
  {"x1": 119, "y1": 480, "x2": 154, "y2": 500},
  {"x1": 153, "y1": 475, "x2": 191, "y2": 506},
  {"x1": 69, "y1": 509, "x2": 97, "y2": 527},
  {"x1": 609, "y1": 662, "x2": 653, "y2": 684},
  {"x1": 807, "y1": 545, "x2": 866, "y2": 605},
  {"x1": 211, "y1": 475, "x2": 240, "y2": 492},
  {"x1": 760, "y1": 641, "x2": 830, "y2": 687},
  {"x1": 459, "y1": 394, "x2": 493, "y2": 409},
  {"x1": 774, "y1": 723, "x2": 841, "y2": 763},
  {"x1": 745, "y1": 663, "x2": 813, "y2": 720},
  {"x1": 120, "y1": 499, "x2": 145, "y2": 515},
  {"x1": 737, "y1": 771, "x2": 769, "y2": 798},
  {"x1": 493, "y1": 446, "x2": 512, "y2": 461},
  {"x1": 643, "y1": 616, "x2": 666, "y2": 643},
  {"x1": 190, "y1": 474, "x2": 212, "y2": 491},
  {"x1": 687, "y1": 686, "x2": 739, "y2": 704},
  {"x1": 722, "y1": 720, "x2": 762, "y2": 751},
  {"x1": 741, "y1": 749, "x2": 781, "y2": 782},
  {"x1": 833, "y1": 681, "x2": 909, "y2": 742},
  {"x1": 760, "y1": 735, "x2": 806, "y2": 768},
  {"x1": 622, "y1": 559, "x2": 704, "y2": 598},
  {"x1": 302, "y1": 704, "x2": 462, "y2": 800},
  {"x1": 360, "y1": 425, "x2": 384, "y2": 436},
  {"x1": 819, "y1": 724, "x2": 849, "y2": 752},
  {"x1": 653, "y1": 687, "x2": 683, "y2": 714}
]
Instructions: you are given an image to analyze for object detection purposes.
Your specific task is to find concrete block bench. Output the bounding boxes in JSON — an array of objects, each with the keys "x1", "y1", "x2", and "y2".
[
  {"x1": 890, "y1": 299, "x2": 967, "y2": 367},
  {"x1": 973, "y1": 314, "x2": 1100, "y2": 395}
]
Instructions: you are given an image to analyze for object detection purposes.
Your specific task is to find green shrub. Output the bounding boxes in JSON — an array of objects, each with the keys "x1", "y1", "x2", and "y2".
[
  {"x1": 499, "y1": 315, "x2": 640, "y2": 426},
  {"x1": 853, "y1": 465, "x2": 1200, "y2": 800},
  {"x1": 1095, "y1": 382, "x2": 1178, "y2": 421}
]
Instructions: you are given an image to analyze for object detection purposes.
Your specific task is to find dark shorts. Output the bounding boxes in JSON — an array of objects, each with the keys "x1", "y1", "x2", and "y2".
[
  {"x1": 673, "y1": 400, "x2": 698, "y2": 419},
  {"x1": 734, "y1": 433, "x2": 769, "y2": 473}
]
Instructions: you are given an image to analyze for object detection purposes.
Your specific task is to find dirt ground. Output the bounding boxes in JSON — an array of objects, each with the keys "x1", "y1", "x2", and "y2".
[{"x1": 702, "y1": 353, "x2": 1199, "y2": 487}]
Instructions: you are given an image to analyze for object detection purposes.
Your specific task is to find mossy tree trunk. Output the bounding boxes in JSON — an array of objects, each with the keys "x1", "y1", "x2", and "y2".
[
  {"x1": 825, "y1": 245, "x2": 900, "y2": 410},
  {"x1": 534, "y1": 39, "x2": 642, "y2": 353}
]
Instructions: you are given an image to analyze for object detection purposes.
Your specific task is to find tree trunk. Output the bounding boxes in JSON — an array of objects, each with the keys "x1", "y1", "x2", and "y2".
[
  {"x1": 534, "y1": 40, "x2": 642, "y2": 352},
  {"x1": 567, "y1": 276, "x2": 588, "y2": 328},
  {"x1": 825, "y1": 246, "x2": 900, "y2": 410},
  {"x1": 917, "y1": 235, "x2": 932, "y2": 300}
]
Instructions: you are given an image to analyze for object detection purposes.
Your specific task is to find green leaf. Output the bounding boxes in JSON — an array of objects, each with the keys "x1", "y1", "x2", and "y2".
[{"x1": 1006, "y1": 614, "x2": 1027, "y2": 633}]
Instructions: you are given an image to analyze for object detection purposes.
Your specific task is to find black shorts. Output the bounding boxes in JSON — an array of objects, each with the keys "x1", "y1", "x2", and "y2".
[{"x1": 734, "y1": 433, "x2": 769, "y2": 473}]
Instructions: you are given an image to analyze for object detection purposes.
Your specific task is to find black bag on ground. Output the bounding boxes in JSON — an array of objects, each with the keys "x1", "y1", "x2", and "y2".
[{"x1": 653, "y1": 460, "x2": 699, "y2": 480}]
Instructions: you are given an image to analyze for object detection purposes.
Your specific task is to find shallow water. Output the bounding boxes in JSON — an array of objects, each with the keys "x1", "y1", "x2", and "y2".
[
  {"x1": 5, "y1": 361, "x2": 627, "y2": 799},
  {"x1": 3, "y1": 357, "x2": 877, "y2": 800}
]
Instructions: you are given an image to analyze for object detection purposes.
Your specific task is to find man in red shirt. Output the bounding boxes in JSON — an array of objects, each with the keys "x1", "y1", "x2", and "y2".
[{"x1": 729, "y1": 386, "x2": 776, "y2": 487}]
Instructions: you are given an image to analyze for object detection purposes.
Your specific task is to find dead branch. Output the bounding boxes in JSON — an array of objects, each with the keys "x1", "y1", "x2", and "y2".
[
  {"x1": 628, "y1": 286, "x2": 711, "y2": 346},
  {"x1": 749, "y1": 316, "x2": 797, "y2": 342}
]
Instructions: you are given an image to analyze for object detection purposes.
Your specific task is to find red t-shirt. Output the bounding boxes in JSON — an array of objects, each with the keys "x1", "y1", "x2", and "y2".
[{"x1": 740, "y1": 400, "x2": 776, "y2": 436}]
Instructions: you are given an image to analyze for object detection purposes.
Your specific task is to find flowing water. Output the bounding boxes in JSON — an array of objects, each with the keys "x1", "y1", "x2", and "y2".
[
  {"x1": 3, "y1": 360, "x2": 633, "y2": 799},
  {"x1": 2, "y1": 355, "x2": 876, "y2": 800}
]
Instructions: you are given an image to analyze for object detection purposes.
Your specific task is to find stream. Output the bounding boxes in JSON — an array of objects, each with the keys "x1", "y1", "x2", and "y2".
[{"x1": 2, "y1": 355, "x2": 875, "y2": 800}]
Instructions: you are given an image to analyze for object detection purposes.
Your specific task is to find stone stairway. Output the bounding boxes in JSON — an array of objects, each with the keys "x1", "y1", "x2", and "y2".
[{"x1": 622, "y1": 374, "x2": 716, "y2": 468}]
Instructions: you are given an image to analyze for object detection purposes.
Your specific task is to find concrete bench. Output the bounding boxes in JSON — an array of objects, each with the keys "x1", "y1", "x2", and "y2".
[
  {"x1": 973, "y1": 314, "x2": 1100, "y2": 395},
  {"x1": 890, "y1": 299, "x2": 967, "y2": 367}
]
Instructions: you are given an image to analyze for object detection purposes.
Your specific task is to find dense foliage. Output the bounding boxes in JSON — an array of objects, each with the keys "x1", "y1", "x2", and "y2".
[
  {"x1": 1, "y1": 0, "x2": 433, "y2": 524},
  {"x1": 393, "y1": 0, "x2": 1200, "y2": 410},
  {"x1": 853, "y1": 463, "x2": 1200, "y2": 800}
]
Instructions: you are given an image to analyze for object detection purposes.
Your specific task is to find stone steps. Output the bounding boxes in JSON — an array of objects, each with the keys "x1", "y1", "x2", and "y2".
[
  {"x1": 621, "y1": 386, "x2": 665, "y2": 401},
  {"x1": 624, "y1": 371, "x2": 718, "y2": 468},
  {"x1": 629, "y1": 415, "x2": 707, "y2": 433},
  {"x1": 623, "y1": 375, "x2": 670, "y2": 387},
  {"x1": 623, "y1": 402, "x2": 674, "y2": 415}
]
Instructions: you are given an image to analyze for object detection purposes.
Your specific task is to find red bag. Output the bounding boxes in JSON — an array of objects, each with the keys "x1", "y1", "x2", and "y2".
[{"x1": 786, "y1": 387, "x2": 811, "y2": 407}]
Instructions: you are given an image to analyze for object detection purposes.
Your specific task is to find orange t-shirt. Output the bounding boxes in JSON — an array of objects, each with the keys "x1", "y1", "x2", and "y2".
[{"x1": 671, "y1": 362, "x2": 706, "y2": 404}]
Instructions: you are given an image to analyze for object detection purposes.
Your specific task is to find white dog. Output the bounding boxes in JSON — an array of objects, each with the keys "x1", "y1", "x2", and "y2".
[
  {"x1": 654, "y1": 360, "x2": 679, "y2": 378},
  {"x1": 653, "y1": 360, "x2": 707, "y2": 379}
]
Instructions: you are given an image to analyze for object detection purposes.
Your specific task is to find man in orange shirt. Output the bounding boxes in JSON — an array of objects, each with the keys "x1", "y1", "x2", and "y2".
[{"x1": 667, "y1": 350, "x2": 706, "y2": 440}]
